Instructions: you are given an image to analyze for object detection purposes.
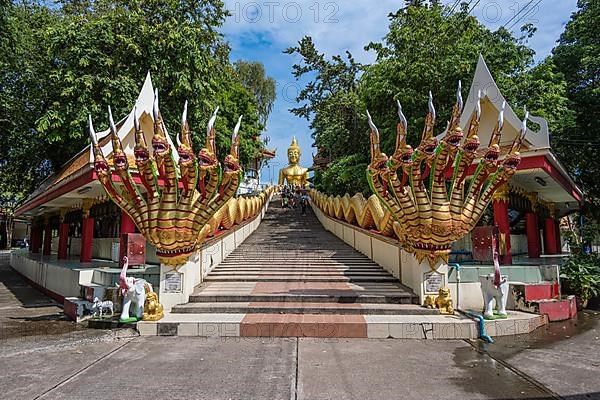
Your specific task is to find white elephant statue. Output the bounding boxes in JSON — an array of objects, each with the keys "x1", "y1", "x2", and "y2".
[
  {"x1": 479, "y1": 273, "x2": 509, "y2": 319},
  {"x1": 478, "y1": 231, "x2": 510, "y2": 320},
  {"x1": 118, "y1": 256, "x2": 151, "y2": 323}
]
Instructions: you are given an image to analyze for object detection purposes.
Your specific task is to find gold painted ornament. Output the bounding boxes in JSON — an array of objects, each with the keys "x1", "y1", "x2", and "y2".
[
  {"x1": 89, "y1": 91, "x2": 249, "y2": 266},
  {"x1": 311, "y1": 83, "x2": 528, "y2": 269},
  {"x1": 365, "y1": 84, "x2": 527, "y2": 267}
]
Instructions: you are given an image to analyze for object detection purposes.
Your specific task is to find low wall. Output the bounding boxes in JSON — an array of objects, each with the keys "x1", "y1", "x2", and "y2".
[
  {"x1": 313, "y1": 203, "x2": 536, "y2": 310},
  {"x1": 159, "y1": 194, "x2": 272, "y2": 311},
  {"x1": 312, "y1": 203, "x2": 452, "y2": 303},
  {"x1": 51, "y1": 236, "x2": 160, "y2": 264},
  {"x1": 10, "y1": 252, "x2": 94, "y2": 300}
]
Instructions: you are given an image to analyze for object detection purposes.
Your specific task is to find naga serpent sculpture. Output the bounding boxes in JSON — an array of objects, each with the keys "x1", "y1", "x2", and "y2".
[
  {"x1": 88, "y1": 90, "x2": 249, "y2": 266},
  {"x1": 312, "y1": 82, "x2": 528, "y2": 268}
]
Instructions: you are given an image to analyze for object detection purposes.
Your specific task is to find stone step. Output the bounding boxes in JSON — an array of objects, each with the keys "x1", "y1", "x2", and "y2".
[
  {"x1": 173, "y1": 197, "x2": 426, "y2": 331},
  {"x1": 171, "y1": 302, "x2": 437, "y2": 315},
  {"x1": 210, "y1": 270, "x2": 389, "y2": 275},
  {"x1": 223, "y1": 256, "x2": 373, "y2": 260},
  {"x1": 213, "y1": 266, "x2": 383, "y2": 270},
  {"x1": 188, "y1": 293, "x2": 418, "y2": 304},
  {"x1": 203, "y1": 275, "x2": 399, "y2": 283},
  {"x1": 137, "y1": 310, "x2": 547, "y2": 339},
  {"x1": 220, "y1": 262, "x2": 377, "y2": 267}
]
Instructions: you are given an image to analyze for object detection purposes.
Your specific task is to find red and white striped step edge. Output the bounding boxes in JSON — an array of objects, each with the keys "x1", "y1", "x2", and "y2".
[{"x1": 137, "y1": 310, "x2": 547, "y2": 339}]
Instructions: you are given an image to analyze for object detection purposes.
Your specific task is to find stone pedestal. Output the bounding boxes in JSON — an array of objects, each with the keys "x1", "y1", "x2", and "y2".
[{"x1": 400, "y1": 251, "x2": 449, "y2": 304}]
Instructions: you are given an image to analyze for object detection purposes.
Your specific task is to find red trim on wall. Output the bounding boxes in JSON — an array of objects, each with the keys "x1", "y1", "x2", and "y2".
[
  {"x1": 457, "y1": 155, "x2": 581, "y2": 203},
  {"x1": 80, "y1": 217, "x2": 94, "y2": 263},
  {"x1": 57, "y1": 223, "x2": 69, "y2": 259},
  {"x1": 15, "y1": 170, "x2": 95, "y2": 215}
]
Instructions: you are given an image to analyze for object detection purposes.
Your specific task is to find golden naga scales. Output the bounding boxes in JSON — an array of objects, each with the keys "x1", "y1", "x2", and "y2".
[
  {"x1": 89, "y1": 90, "x2": 269, "y2": 266},
  {"x1": 312, "y1": 82, "x2": 528, "y2": 267}
]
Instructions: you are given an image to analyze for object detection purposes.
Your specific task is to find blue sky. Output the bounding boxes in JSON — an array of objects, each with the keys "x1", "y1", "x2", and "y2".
[{"x1": 220, "y1": 0, "x2": 578, "y2": 183}]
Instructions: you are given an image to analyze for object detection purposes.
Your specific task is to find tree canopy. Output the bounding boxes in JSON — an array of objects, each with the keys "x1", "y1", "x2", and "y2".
[
  {"x1": 287, "y1": 1, "x2": 577, "y2": 199},
  {"x1": 552, "y1": 0, "x2": 600, "y2": 204},
  {"x1": 0, "y1": 0, "x2": 275, "y2": 213}
]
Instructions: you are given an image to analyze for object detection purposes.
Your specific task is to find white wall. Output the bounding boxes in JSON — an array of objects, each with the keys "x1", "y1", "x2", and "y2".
[
  {"x1": 10, "y1": 252, "x2": 82, "y2": 298},
  {"x1": 311, "y1": 203, "x2": 485, "y2": 309},
  {"x1": 158, "y1": 193, "x2": 273, "y2": 311}
]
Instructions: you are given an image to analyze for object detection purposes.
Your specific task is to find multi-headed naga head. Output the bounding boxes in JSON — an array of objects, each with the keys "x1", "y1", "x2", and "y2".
[
  {"x1": 366, "y1": 85, "x2": 528, "y2": 267},
  {"x1": 389, "y1": 101, "x2": 414, "y2": 171},
  {"x1": 442, "y1": 81, "x2": 465, "y2": 149},
  {"x1": 89, "y1": 91, "x2": 242, "y2": 266}
]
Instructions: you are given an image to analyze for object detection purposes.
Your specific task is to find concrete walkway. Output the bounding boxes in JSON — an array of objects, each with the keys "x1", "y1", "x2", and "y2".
[
  {"x1": 0, "y1": 251, "x2": 84, "y2": 340},
  {"x1": 3, "y1": 329, "x2": 600, "y2": 400},
  {"x1": 2, "y1": 251, "x2": 600, "y2": 399}
]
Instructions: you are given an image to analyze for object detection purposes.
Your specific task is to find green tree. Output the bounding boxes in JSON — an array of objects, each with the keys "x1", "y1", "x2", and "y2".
[
  {"x1": 0, "y1": 0, "x2": 275, "y2": 246},
  {"x1": 288, "y1": 2, "x2": 574, "y2": 197},
  {"x1": 362, "y1": 1, "x2": 544, "y2": 152},
  {"x1": 552, "y1": 0, "x2": 600, "y2": 202},
  {"x1": 234, "y1": 60, "x2": 277, "y2": 127},
  {"x1": 284, "y1": 36, "x2": 369, "y2": 195},
  {"x1": 0, "y1": 1, "x2": 58, "y2": 248},
  {"x1": 37, "y1": 0, "x2": 265, "y2": 166}
]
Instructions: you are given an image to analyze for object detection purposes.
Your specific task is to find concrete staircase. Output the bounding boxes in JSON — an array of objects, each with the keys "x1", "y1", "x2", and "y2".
[
  {"x1": 155, "y1": 197, "x2": 440, "y2": 338},
  {"x1": 137, "y1": 197, "x2": 549, "y2": 339}
]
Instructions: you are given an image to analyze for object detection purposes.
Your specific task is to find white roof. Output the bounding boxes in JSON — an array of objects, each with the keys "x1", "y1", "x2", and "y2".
[
  {"x1": 439, "y1": 54, "x2": 550, "y2": 150},
  {"x1": 89, "y1": 72, "x2": 179, "y2": 163}
]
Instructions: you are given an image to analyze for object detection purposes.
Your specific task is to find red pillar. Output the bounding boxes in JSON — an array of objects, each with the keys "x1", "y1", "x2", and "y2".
[
  {"x1": 80, "y1": 217, "x2": 94, "y2": 263},
  {"x1": 43, "y1": 222, "x2": 52, "y2": 256},
  {"x1": 30, "y1": 224, "x2": 41, "y2": 253},
  {"x1": 120, "y1": 211, "x2": 136, "y2": 235},
  {"x1": 544, "y1": 217, "x2": 558, "y2": 255},
  {"x1": 526, "y1": 212, "x2": 541, "y2": 258},
  {"x1": 555, "y1": 220, "x2": 562, "y2": 254},
  {"x1": 57, "y1": 222, "x2": 69, "y2": 259},
  {"x1": 493, "y1": 199, "x2": 512, "y2": 264}
]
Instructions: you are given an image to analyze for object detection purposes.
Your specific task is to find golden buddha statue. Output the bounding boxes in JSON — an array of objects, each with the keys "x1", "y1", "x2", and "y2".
[{"x1": 278, "y1": 137, "x2": 309, "y2": 187}]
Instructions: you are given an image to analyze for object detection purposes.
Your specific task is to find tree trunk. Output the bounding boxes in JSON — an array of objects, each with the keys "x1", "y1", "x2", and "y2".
[{"x1": 6, "y1": 216, "x2": 14, "y2": 249}]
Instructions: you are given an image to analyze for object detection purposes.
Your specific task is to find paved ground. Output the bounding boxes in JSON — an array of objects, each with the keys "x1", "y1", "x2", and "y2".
[
  {"x1": 2, "y1": 250, "x2": 600, "y2": 400},
  {"x1": 0, "y1": 251, "x2": 86, "y2": 340}
]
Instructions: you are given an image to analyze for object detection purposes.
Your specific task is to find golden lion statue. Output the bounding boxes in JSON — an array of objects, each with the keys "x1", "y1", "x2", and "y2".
[
  {"x1": 435, "y1": 287, "x2": 454, "y2": 314},
  {"x1": 142, "y1": 291, "x2": 164, "y2": 321},
  {"x1": 423, "y1": 295, "x2": 435, "y2": 309},
  {"x1": 423, "y1": 287, "x2": 454, "y2": 314}
]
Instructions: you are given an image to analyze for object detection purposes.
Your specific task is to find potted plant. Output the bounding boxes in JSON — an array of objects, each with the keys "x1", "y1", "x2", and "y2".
[{"x1": 560, "y1": 252, "x2": 600, "y2": 310}]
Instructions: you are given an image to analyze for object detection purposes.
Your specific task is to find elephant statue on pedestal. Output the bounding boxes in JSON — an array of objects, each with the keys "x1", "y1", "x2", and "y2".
[
  {"x1": 118, "y1": 256, "x2": 151, "y2": 323},
  {"x1": 479, "y1": 273, "x2": 509, "y2": 319}
]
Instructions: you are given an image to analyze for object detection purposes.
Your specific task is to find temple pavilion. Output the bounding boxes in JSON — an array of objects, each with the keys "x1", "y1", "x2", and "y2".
[{"x1": 13, "y1": 72, "x2": 273, "y2": 265}]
